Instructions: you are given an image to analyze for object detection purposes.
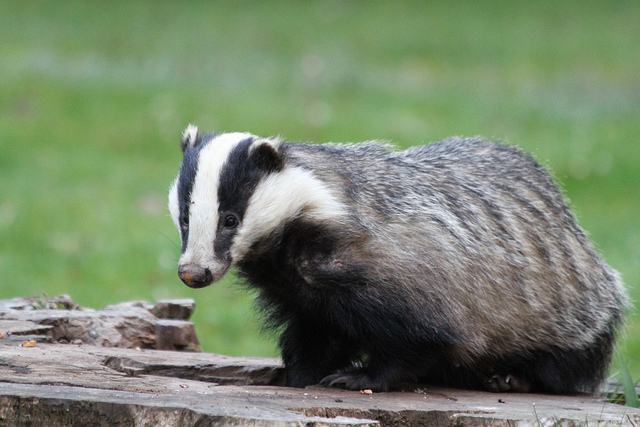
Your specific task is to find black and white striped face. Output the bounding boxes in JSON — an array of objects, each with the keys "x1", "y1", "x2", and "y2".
[
  {"x1": 169, "y1": 125, "x2": 346, "y2": 288},
  {"x1": 168, "y1": 126, "x2": 280, "y2": 287}
]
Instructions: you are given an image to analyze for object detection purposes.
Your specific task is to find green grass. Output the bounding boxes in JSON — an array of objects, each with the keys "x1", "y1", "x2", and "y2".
[
  {"x1": 1, "y1": 0, "x2": 639, "y2": 377},
  {"x1": 617, "y1": 356, "x2": 640, "y2": 407}
]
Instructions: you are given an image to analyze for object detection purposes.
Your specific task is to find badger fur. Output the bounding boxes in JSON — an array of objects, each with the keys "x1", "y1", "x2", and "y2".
[{"x1": 168, "y1": 125, "x2": 628, "y2": 394}]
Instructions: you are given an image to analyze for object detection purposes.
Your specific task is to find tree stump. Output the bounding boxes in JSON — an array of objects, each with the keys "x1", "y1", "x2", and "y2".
[{"x1": 0, "y1": 296, "x2": 638, "y2": 426}]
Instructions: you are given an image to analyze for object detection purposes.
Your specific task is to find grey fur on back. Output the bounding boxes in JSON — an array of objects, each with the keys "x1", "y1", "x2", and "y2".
[{"x1": 284, "y1": 137, "x2": 627, "y2": 364}]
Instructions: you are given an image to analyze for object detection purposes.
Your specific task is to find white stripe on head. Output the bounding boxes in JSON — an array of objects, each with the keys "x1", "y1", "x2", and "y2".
[
  {"x1": 168, "y1": 176, "x2": 180, "y2": 229},
  {"x1": 231, "y1": 166, "x2": 347, "y2": 261},
  {"x1": 180, "y1": 132, "x2": 253, "y2": 270}
]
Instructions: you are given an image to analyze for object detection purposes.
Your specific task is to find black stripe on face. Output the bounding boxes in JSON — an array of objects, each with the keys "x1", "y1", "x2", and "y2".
[
  {"x1": 177, "y1": 138, "x2": 210, "y2": 252},
  {"x1": 214, "y1": 138, "x2": 278, "y2": 260}
]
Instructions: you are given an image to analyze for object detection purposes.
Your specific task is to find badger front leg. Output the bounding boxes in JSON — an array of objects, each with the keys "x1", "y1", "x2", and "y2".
[
  {"x1": 280, "y1": 320, "x2": 352, "y2": 388},
  {"x1": 319, "y1": 337, "x2": 441, "y2": 391}
]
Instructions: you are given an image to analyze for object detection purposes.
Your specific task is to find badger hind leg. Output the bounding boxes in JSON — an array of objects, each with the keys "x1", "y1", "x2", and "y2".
[
  {"x1": 481, "y1": 326, "x2": 617, "y2": 394},
  {"x1": 533, "y1": 324, "x2": 618, "y2": 394},
  {"x1": 478, "y1": 349, "x2": 607, "y2": 394}
]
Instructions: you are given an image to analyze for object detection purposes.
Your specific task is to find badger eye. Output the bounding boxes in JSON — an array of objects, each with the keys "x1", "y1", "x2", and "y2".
[{"x1": 223, "y1": 214, "x2": 239, "y2": 229}]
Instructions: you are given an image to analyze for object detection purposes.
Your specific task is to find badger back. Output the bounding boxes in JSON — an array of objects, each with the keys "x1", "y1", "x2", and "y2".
[{"x1": 283, "y1": 137, "x2": 627, "y2": 358}]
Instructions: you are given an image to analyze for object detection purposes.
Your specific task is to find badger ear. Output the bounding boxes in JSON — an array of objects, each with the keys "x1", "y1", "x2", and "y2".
[
  {"x1": 251, "y1": 139, "x2": 284, "y2": 172},
  {"x1": 180, "y1": 124, "x2": 199, "y2": 153}
]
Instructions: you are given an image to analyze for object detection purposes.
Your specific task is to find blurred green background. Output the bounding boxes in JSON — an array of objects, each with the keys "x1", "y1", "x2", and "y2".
[{"x1": 1, "y1": 1, "x2": 638, "y2": 378}]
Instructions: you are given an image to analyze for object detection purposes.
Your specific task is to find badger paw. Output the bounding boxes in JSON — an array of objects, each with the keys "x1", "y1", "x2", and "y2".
[
  {"x1": 320, "y1": 372, "x2": 387, "y2": 392},
  {"x1": 486, "y1": 374, "x2": 531, "y2": 393}
]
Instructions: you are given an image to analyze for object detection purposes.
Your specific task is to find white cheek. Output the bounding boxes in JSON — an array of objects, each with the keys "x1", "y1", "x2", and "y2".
[{"x1": 231, "y1": 166, "x2": 346, "y2": 261}]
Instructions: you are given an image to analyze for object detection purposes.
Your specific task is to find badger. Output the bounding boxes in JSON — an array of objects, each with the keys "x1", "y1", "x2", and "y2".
[{"x1": 168, "y1": 124, "x2": 627, "y2": 394}]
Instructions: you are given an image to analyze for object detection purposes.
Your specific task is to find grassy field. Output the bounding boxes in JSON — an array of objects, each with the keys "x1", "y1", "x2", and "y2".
[{"x1": 1, "y1": 1, "x2": 639, "y2": 379}]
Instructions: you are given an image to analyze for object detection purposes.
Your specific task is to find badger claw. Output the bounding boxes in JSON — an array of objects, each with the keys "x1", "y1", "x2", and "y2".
[
  {"x1": 320, "y1": 372, "x2": 386, "y2": 391},
  {"x1": 486, "y1": 374, "x2": 531, "y2": 393}
]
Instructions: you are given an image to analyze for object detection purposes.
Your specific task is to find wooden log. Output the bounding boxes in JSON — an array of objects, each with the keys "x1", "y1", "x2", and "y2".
[
  {"x1": 0, "y1": 294, "x2": 79, "y2": 311},
  {"x1": 0, "y1": 320, "x2": 53, "y2": 336},
  {"x1": 0, "y1": 296, "x2": 200, "y2": 351},
  {"x1": 0, "y1": 342, "x2": 638, "y2": 426},
  {"x1": 155, "y1": 319, "x2": 200, "y2": 352},
  {"x1": 150, "y1": 299, "x2": 196, "y2": 320},
  {"x1": 1, "y1": 296, "x2": 638, "y2": 425}
]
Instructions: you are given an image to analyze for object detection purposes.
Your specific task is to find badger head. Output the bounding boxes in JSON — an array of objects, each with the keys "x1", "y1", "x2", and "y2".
[{"x1": 168, "y1": 125, "x2": 345, "y2": 288}]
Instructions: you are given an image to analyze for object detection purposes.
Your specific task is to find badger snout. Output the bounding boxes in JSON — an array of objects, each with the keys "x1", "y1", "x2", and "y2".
[{"x1": 178, "y1": 263, "x2": 214, "y2": 288}]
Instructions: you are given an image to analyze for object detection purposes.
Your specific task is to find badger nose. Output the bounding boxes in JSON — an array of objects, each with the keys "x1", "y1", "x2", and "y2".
[{"x1": 178, "y1": 264, "x2": 213, "y2": 288}]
